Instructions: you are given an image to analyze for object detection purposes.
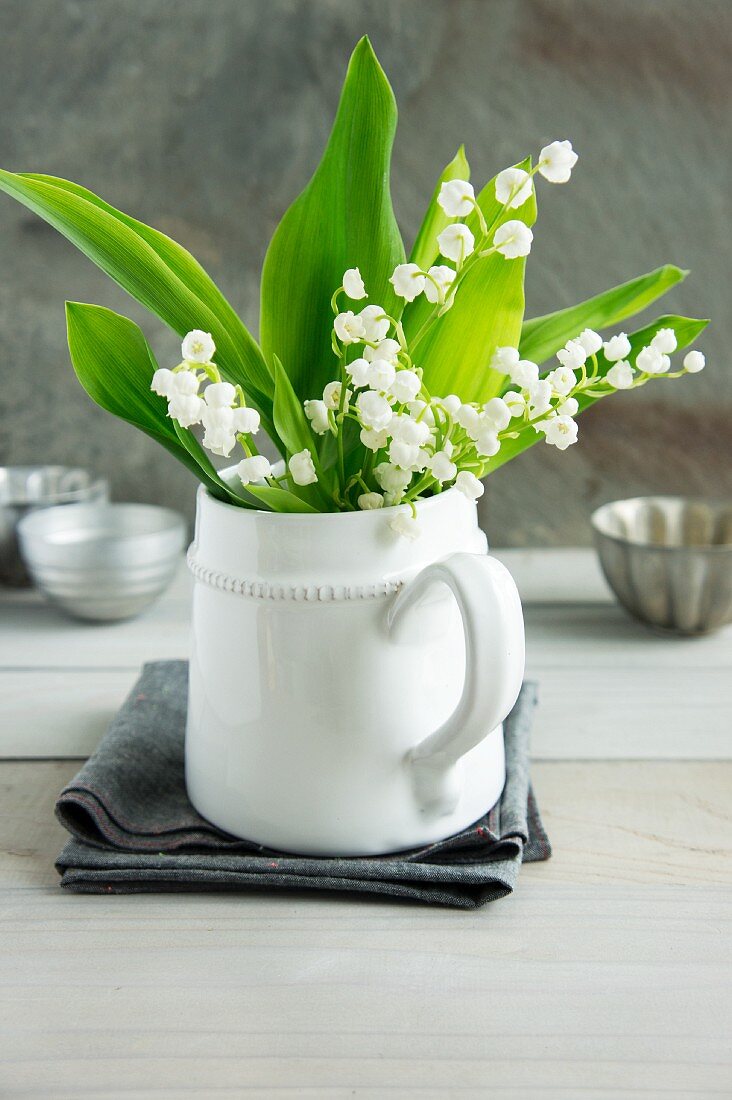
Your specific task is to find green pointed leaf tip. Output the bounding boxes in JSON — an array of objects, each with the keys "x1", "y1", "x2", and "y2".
[
  {"x1": 520, "y1": 264, "x2": 689, "y2": 365},
  {"x1": 0, "y1": 168, "x2": 277, "y2": 441},
  {"x1": 260, "y1": 37, "x2": 405, "y2": 402}
]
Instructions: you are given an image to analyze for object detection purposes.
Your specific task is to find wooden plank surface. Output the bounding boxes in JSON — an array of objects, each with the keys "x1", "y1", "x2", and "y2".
[
  {"x1": 0, "y1": 759, "x2": 730, "y2": 1097},
  {"x1": 2, "y1": 552, "x2": 731, "y2": 761}
]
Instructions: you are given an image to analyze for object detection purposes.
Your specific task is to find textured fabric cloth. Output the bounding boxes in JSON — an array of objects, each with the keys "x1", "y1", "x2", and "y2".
[{"x1": 56, "y1": 661, "x2": 550, "y2": 909}]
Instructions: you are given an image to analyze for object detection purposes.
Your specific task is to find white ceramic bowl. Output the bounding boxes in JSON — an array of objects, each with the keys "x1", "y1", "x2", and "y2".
[
  {"x1": 0, "y1": 466, "x2": 108, "y2": 586},
  {"x1": 18, "y1": 502, "x2": 186, "y2": 622}
]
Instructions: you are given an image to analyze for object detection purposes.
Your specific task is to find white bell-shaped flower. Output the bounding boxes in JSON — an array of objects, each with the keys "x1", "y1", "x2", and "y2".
[
  {"x1": 289, "y1": 449, "x2": 318, "y2": 486},
  {"x1": 424, "y1": 265, "x2": 456, "y2": 304},
  {"x1": 232, "y1": 406, "x2": 261, "y2": 434},
  {"x1": 651, "y1": 328, "x2": 678, "y2": 354},
  {"x1": 204, "y1": 381, "x2": 236, "y2": 408},
  {"x1": 577, "y1": 328, "x2": 603, "y2": 356},
  {"x1": 482, "y1": 397, "x2": 512, "y2": 431},
  {"x1": 374, "y1": 463, "x2": 412, "y2": 495},
  {"x1": 454, "y1": 471, "x2": 484, "y2": 500},
  {"x1": 476, "y1": 427, "x2": 500, "y2": 457},
  {"x1": 237, "y1": 455, "x2": 272, "y2": 485},
  {"x1": 304, "y1": 399, "x2": 331, "y2": 435},
  {"x1": 606, "y1": 361, "x2": 634, "y2": 390},
  {"x1": 546, "y1": 365, "x2": 577, "y2": 396},
  {"x1": 508, "y1": 359, "x2": 539, "y2": 388},
  {"x1": 367, "y1": 358, "x2": 396, "y2": 393},
  {"x1": 493, "y1": 220, "x2": 533, "y2": 259},
  {"x1": 390, "y1": 370, "x2": 421, "y2": 404},
  {"x1": 357, "y1": 390, "x2": 393, "y2": 431},
  {"x1": 683, "y1": 350, "x2": 705, "y2": 373},
  {"x1": 495, "y1": 167, "x2": 533, "y2": 209},
  {"x1": 365, "y1": 338, "x2": 401, "y2": 365},
  {"x1": 358, "y1": 492, "x2": 384, "y2": 510},
  {"x1": 490, "y1": 346, "x2": 520, "y2": 372},
  {"x1": 323, "y1": 380, "x2": 350, "y2": 410},
  {"x1": 542, "y1": 415, "x2": 578, "y2": 450},
  {"x1": 167, "y1": 394, "x2": 204, "y2": 427},
  {"x1": 346, "y1": 358, "x2": 371, "y2": 388},
  {"x1": 360, "y1": 426, "x2": 389, "y2": 451},
  {"x1": 334, "y1": 311, "x2": 366, "y2": 345},
  {"x1": 437, "y1": 223, "x2": 475, "y2": 263},
  {"x1": 556, "y1": 340, "x2": 587, "y2": 371},
  {"x1": 389, "y1": 509, "x2": 422, "y2": 541},
  {"x1": 390, "y1": 263, "x2": 426, "y2": 302},
  {"x1": 343, "y1": 267, "x2": 367, "y2": 300},
  {"x1": 538, "y1": 140, "x2": 578, "y2": 184},
  {"x1": 636, "y1": 346, "x2": 670, "y2": 374},
  {"x1": 181, "y1": 330, "x2": 215, "y2": 364},
  {"x1": 437, "y1": 179, "x2": 475, "y2": 217},
  {"x1": 151, "y1": 368, "x2": 177, "y2": 397},
  {"x1": 603, "y1": 333, "x2": 632, "y2": 362},
  {"x1": 429, "y1": 450, "x2": 458, "y2": 483},
  {"x1": 358, "y1": 305, "x2": 390, "y2": 344}
]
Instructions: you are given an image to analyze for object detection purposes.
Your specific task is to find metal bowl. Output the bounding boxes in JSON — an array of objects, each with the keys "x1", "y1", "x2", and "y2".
[
  {"x1": 0, "y1": 466, "x2": 109, "y2": 586},
  {"x1": 591, "y1": 496, "x2": 732, "y2": 636},
  {"x1": 17, "y1": 502, "x2": 186, "y2": 622}
]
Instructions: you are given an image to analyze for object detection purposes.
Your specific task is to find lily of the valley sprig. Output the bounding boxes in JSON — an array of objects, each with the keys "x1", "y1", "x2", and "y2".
[
  {"x1": 0, "y1": 37, "x2": 710, "y2": 531},
  {"x1": 155, "y1": 133, "x2": 705, "y2": 537}
]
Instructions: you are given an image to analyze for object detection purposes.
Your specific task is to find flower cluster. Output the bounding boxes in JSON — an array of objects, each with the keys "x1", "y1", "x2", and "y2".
[{"x1": 150, "y1": 135, "x2": 706, "y2": 539}]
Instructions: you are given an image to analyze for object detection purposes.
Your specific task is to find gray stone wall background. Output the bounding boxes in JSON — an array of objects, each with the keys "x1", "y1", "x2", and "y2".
[{"x1": 0, "y1": 0, "x2": 729, "y2": 545}]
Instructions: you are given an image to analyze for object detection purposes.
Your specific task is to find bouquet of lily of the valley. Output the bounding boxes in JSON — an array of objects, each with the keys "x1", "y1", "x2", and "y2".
[{"x1": 0, "y1": 38, "x2": 708, "y2": 537}]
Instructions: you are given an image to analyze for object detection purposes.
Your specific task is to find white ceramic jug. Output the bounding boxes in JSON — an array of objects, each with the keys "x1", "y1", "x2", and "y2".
[{"x1": 185, "y1": 484, "x2": 525, "y2": 856}]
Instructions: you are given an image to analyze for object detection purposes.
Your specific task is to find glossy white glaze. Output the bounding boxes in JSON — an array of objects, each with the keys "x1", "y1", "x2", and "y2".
[{"x1": 185, "y1": 486, "x2": 525, "y2": 855}]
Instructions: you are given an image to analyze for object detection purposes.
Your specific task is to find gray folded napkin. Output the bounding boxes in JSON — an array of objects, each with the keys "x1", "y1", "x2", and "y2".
[{"x1": 56, "y1": 661, "x2": 550, "y2": 909}]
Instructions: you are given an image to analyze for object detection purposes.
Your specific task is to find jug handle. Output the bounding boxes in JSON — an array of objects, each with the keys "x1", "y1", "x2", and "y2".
[{"x1": 386, "y1": 552, "x2": 525, "y2": 816}]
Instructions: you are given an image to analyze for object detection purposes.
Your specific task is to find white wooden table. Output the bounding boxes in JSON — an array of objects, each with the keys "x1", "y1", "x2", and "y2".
[{"x1": 1, "y1": 550, "x2": 730, "y2": 1098}]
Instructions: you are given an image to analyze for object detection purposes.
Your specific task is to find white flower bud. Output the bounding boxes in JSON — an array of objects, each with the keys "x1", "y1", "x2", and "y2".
[
  {"x1": 204, "y1": 381, "x2": 236, "y2": 408},
  {"x1": 556, "y1": 340, "x2": 587, "y2": 371},
  {"x1": 424, "y1": 265, "x2": 456, "y2": 304},
  {"x1": 232, "y1": 406, "x2": 261, "y2": 434},
  {"x1": 495, "y1": 167, "x2": 533, "y2": 209},
  {"x1": 167, "y1": 394, "x2": 204, "y2": 427},
  {"x1": 289, "y1": 449, "x2": 318, "y2": 486},
  {"x1": 389, "y1": 439, "x2": 420, "y2": 470},
  {"x1": 503, "y1": 390, "x2": 526, "y2": 417},
  {"x1": 528, "y1": 380, "x2": 553, "y2": 417},
  {"x1": 651, "y1": 328, "x2": 678, "y2": 354},
  {"x1": 364, "y1": 338, "x2": 401, "y2": 365},
  {"x1": 493, "y1": 220, "x2": 533, "y2": 259},
  {"x1": 482, "y1": 397, "x2": 512, "y2": 431},
  {"x1": 437, "y1": 223, "x2": 475, "y2": 263},
  {"x1": 435, "y1": 394, "x2": 462, "y2": 417},
  {"x1": 490, "y1": 346, "x2": 520, "y2": 372},
  {"x1": 171, "y1": 371, "x2": 201, "y2": 396},
  {"x1": 374, "y1": 463, "x2": 412, "y2": 495},
  {"x1": 557, "y1": 396, "x2": 579, "y2": 416},
  {"x1": 429, "y1": 450, "x2": 458, "y2": 483},
  {"x1": 508, "y1": 359, "x2": 539, "y2": 388},
  {"x1": 606, "y1": 361, "x2": 634, "y2": 390},
  {"x1": 538, "y1": 140, "x2": 578, "y2": 184},
  {"x1": 346, "y1": 357, "x2": 371, "y2": 388},
  {"x1": 683, "y1": 350, "x2": 705, "y2": 374},
  {"x1": 358, "y1": 305, "x2": 390, "y2": 344},
  {"x1": 454, "y1": 471, "x2": 484, "y2": 500},
  {"x1": 343, "y1": 267, "x2": 367, "y2": 300},
  {"x1": 334, "y1": 311, "x2": 366, "y2": 345},
  {"x1": 476, "y1": 428, "x2": 500, "y2": 457},
  {"x1": 437, "y1": 179, "x2": 475, "y2": 217},
  {"x1": 151, "y1": 368, "x2": 177, "y2": 397},
  {"x1": 603, "y1": 333, "x2": 632, "y2": 362},
  {"x1": 357, "y1": 390, "x2": 393, "y2": 431},
  {"x1": 181, "y1": 330, "x2": 215, "y2": 364},
  {"x1": 577, "y1": 328, "x2": 603, "y2": 356},
  {"x1": 390, "y1": 263, "x2": 426, "y2": 302},
  {"x1": 237, "y1": 455, "x2": 272, "y2": 485},
  {"x1": 304, "y1": 400, "x2": 330, "y2": 435},
  {"x1": 390, "y1": 370, "x2": 421, "y2": 404},
  {"x1": 367, "y1": 359, "x2": 396, "y2": 393},
  {"x1": 456, "y1": 404, "x2": 482, "y2": 439},
  {"x1": 636, "y1": 345, "x2": 670, "y2": 374},
  {"x1": 389, "y1": 509, "x2": 422, "y2": 541},
  {"x1": 358, "y1": 492, "x2": 384, "y2": 510},
  {"x1": 360, "y1": 427, "x2": 389, "y2": 451}
]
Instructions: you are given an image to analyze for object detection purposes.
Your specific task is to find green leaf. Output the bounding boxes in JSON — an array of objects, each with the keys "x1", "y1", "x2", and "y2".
[
  {"x1": 485, "y1": 314, "x2": 710, "y2": 474},
  {"x1": 65, "y1": 301, "x2": 245, "y2": 504},
  {"x1": 0, "y1": 169, "x2": 277, "y2": 439},
  {"x1": 244, "y1": 483, "x2": 320, "y2": 514},
  {"x1": 409, "y1": 145, "x2": 470, "y2": 271},
  {"x1": 520, "y1": 264, "x2": 689, "y2": 365},
  {"x1": 260, "y1": 37, "x2": 405, "y2": 402},
  {"x1": 404, "y1": 159, "x2": 536, "y2": 403}
]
